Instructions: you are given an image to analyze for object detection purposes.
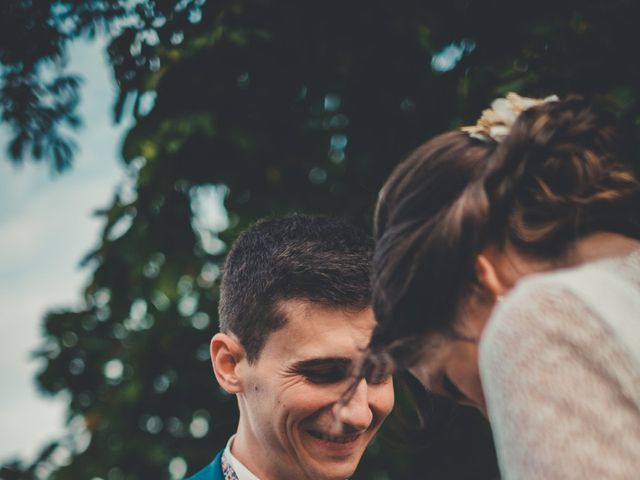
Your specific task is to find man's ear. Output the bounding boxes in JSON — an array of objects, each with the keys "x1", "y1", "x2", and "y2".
[
  {"x1": 210, "y1": 333, "x2": 245, "y2": 394},
  {"x1": 476, "y1": 253, "x2": 506, "y2": 298}
]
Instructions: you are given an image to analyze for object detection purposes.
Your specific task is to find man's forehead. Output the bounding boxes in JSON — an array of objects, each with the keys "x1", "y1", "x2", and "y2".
[
  {"x1": 276, "y1": 298, "x2": 374, "y2": 324},
  {"x1": 263, "y1": 299, "x2": 375, "y2": 359},
  {"x1": 278, "y1": 300, "x2": 374, "y2": 334}
]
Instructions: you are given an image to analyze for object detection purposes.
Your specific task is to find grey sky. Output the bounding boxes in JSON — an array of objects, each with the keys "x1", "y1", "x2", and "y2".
[{"x1": 0, "y1": 38, "x2": 128, "y2": 463}]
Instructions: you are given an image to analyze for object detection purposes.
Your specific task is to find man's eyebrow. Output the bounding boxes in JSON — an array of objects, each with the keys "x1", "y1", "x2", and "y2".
[{"x1": 290, "y1": 357, "x2": 352, "y2": 369}]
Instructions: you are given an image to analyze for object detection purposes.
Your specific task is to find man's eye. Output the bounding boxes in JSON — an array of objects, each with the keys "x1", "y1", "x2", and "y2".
[{"x1": 303, "y1": 366, "x2": 349, "y2": 384}]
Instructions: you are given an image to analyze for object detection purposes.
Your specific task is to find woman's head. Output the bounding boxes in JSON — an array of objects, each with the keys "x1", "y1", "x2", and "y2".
[
  {"x1": 366, "y1": 130, "x2": 496, "y2": 410},
  {"x1": 372, "y1": 131, "x2": 494, "y2": 343},
  {"x1": 365, "y1": 94, "x2": 640, "y2": 411}
]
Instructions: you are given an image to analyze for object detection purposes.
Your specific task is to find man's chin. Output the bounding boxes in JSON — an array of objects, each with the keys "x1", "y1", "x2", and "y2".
[
  {"x1": 298, "y1": 431, "x2": 367, "y2": 479},
  {"x1": 304, "y1": 463, "x2": 359, "y2": 480}
]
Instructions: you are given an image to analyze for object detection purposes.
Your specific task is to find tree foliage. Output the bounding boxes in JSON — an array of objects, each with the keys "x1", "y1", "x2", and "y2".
[{"x1": 3, "y1": 0, "x2": 640, "y2": 478}]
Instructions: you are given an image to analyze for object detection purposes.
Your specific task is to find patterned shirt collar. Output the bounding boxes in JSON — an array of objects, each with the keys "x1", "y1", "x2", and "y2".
[{"x1": 223, "y1": 435, "x2": 260, "y2": 480}]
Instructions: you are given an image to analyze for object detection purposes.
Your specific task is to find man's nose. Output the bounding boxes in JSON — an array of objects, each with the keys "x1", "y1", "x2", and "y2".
[{"x1": 332, "y1": 379, "x2": 373, "y2": 432}]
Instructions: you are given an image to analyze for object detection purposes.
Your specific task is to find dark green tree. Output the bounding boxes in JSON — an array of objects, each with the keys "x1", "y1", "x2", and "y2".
[{"x1": 3, "y1": 1, "x2": 640, "y2": 478}]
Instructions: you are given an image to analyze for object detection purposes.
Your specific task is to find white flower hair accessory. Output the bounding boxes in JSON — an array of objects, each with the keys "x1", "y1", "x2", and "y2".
[{"x1": 461, "y1": 92, "x2": 559, "y2": 143}]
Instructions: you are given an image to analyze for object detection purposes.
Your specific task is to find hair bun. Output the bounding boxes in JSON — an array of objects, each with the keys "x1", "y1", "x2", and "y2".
[{"x1": 485, "y1": 95, "x2": 640, "y2": 257}]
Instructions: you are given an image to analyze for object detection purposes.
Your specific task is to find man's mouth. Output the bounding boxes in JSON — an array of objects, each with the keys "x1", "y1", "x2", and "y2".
[{"x1": 306, "y1": 430, "x2": 361, "y2": 444}]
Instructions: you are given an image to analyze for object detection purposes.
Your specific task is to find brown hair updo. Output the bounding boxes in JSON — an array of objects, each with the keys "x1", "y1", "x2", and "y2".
[
  {"x1": 362, "y1": 95, "x2": 640, "y2": 381},
  {"x1": 485, "y1": 95, "x2": 640, "y2": 259}
]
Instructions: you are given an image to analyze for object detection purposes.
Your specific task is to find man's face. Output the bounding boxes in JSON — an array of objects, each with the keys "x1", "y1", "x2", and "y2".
[{"x1": 235, "y1": 300, "x2": 394, "y2": 480}]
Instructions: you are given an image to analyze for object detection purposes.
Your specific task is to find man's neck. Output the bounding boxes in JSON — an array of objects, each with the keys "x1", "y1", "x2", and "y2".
[
  {"x1": 224, "y1": 435, "x2": 259, "y2": 480},
  {"x1": 232, "y1": 420, "x2": 277, "y2": 480}
]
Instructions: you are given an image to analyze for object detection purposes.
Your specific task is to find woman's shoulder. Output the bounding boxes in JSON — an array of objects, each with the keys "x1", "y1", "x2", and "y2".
[
  {"x1": 479, "y1": 271, "x2": 584, "y2": 367},
  {"x1": 480, "y1": 252, "x2": 640, "y2": 386},
  {"x1": 512, "y1": 251, "x2": 638, "y2": 298},
  {"x1": 481, "y1": 266, "x2": 591, "y2": 346},
  {"x1": 488, "y1": 251, "x2": 640, "y2": 335},
  {"x1": 478, "y1": 254, "x2": 640, "y2": 479}
]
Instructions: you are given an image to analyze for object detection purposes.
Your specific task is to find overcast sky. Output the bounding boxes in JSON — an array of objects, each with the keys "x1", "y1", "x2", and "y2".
[{"x1": 0, "y1": 39, "x2": 128, "y2": 464}]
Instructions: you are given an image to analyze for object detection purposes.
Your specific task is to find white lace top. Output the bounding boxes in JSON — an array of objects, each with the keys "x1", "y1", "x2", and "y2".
[{"x1": 479, "y1": 250, "x2": 640, "y2": 480}]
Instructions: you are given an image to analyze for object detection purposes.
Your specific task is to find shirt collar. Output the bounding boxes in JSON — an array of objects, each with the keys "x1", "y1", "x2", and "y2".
[{"x1": 224, "y1": 435, "x2": 261, "y2": 480}]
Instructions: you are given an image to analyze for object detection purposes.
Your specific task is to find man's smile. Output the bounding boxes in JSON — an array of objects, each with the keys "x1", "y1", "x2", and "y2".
[{"x1": 306, "y1": 430, "x2": 362, "y2": 444}]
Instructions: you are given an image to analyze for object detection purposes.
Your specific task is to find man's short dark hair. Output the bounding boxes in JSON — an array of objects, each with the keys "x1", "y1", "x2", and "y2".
[{"x1": 218, "y1": 214, "x2": 373, "y2": 362}]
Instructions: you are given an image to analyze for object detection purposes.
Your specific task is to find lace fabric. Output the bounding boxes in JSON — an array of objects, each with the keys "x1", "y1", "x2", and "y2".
[{"x1": 479, "y1": 251, "x2": 640, "y2": 479}]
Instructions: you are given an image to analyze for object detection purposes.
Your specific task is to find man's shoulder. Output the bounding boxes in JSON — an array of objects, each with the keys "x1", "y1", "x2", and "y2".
[{"x1": 186, "y1": 450, "x2": 223, "y2": 480}]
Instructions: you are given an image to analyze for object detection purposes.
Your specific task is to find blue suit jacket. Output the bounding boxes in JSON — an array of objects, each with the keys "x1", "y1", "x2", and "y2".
[{"x1": 186, "y1": 450, "x2": 223, "y2": 480}]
